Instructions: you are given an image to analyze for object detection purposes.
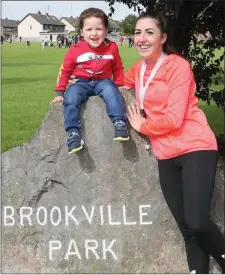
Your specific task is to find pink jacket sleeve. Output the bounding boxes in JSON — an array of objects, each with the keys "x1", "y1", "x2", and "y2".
[{"x1": 124, "y1": 61, "x2": 140, "y2": 88}]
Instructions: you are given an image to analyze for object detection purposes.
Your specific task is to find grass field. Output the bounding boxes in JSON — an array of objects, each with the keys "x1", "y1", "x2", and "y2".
[{"x1": 2, "y1": 42, "x2": 224, "y2": 152}]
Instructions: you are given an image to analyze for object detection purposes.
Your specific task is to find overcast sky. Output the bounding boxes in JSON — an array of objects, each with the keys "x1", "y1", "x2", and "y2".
[{"x1": 2, "y1": 1, "x2": 141, "y2": 21}]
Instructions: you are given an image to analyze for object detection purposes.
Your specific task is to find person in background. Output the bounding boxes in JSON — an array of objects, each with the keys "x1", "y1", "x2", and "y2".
[
  {"x1": 72, "y1": 35, "x2": 76, "y2": 45},
  {"x1": 65, "y1": 37, "x2": 70, "y2": 48},
  {"x1": 75, "y1": 35, "x2": 78, "y2": 44},
  {"x1": 128, "y1": 36, "x2": 132, "y2": 48},
  {"x1": 51, "y1": 8, "x2": 129, "y2": 154},
  {"x1": 119, "y1": 35, "x2": 124, "y2": 46},
  {"x1": 61, "y1": 36, "x2": 65, "y2": 46},
  {"x1": 44, "y1": 36, "x2": 48, "y2": 47},
  {"x1": 124, "y1": 11, "x2": 225, "y2": 274},
  {"x1": 57, "y1": 37, "x2": 62, "y2": 48},
  {"x1": 68, "y1": 37, "x2": 72, "y2": 47},
  {"x1": 131, "y1": 35, "x2": 134, "y2": 47},
  {"x1": 41, "y1": 40, "x2": 45, "y2": 50}
]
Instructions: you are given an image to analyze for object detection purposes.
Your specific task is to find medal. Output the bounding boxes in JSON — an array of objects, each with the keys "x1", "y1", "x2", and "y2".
[
  {"x1": 139, "y1": 53, "x2": 166, "y2": 155},
  {"x1": 140, "y1": 109, "x2": 147, "y2": 118},
  {"x1": 139, "y1": 52, "x2": 166, "y2": 112}
]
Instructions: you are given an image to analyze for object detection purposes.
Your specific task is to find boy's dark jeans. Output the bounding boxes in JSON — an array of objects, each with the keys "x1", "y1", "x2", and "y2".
[{"x1": 63, "y1": 78, "x2": 126, "y2": 131}]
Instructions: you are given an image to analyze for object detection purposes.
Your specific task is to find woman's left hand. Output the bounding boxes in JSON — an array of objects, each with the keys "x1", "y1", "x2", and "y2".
[{"x1": 127, "y1": 103, "x2": 146, "y2": 132}]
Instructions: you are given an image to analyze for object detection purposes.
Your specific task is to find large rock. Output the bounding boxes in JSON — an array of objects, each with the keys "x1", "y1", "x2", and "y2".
[{"x1": 1, "y1": 91, "x2": 223, "y2": 273}]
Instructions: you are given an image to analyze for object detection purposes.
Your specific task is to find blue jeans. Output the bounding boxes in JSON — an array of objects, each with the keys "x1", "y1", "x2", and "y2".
[{"x1": 63, "y1": 78, "x2": 126, "y2": 131}]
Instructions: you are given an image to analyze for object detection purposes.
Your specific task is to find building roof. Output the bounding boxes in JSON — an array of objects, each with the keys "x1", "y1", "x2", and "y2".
[
  {"x1": 19, "y1": 11, "x2": 65, "y2": 26},
  {"x1": 61, "y1": 16, "x2": 79, "y2": 27},
  {"x1": 60, "y1": 16, "x2": 120, "y2": 30},
  {"x1": 39, "y1": 30, "x2": 65, "y2": 34},
  {"x1": 109, "y1": 19, "x2": 120, "y2": 30},
  {"x1": 1, "y1": 18, "x2": 19, "y2": 28}
]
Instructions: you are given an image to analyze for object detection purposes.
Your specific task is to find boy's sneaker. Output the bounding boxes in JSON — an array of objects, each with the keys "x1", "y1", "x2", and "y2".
[
  {"x1": 113, "y1": 120, "x2": 129, "y2": 141},
  {"x1": 67, "y1": 130, "x2": 84, "y2": 154}
]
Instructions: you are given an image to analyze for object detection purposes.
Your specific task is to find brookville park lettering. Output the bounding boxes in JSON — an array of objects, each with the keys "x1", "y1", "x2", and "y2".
[
  {"x1": 3, "y1": 204, "x2": 153, "y2": 226},
  {"x1": 49, "y1": 239, "x2": 118, "y2": 260}
]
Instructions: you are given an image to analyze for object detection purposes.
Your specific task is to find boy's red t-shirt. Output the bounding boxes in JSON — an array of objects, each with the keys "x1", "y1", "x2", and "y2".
[{"x1": 55, "y1": 40, "x2": 124, "y2": 92}]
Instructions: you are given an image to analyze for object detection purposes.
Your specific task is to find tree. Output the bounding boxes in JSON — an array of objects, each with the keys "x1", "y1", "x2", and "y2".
[
  {"x1": 107, "y1": 0, "x2": 225, "y2": 110},
  {"x1": 121, "y1": 14, "x2": 138, "y2": 35}
]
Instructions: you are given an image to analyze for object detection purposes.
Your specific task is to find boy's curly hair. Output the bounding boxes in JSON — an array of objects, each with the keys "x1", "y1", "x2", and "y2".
[{"x1": 79, "y1": 8, "x2": 108, "y2": 29}]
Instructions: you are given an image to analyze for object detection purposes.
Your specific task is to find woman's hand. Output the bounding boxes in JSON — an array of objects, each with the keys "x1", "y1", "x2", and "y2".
[
  {"x1": 127, "y1": 103, "x2": 146, "y2": 132},
  {"x1": 50, "y1": 96, "x2": 64, "y2": 104}
]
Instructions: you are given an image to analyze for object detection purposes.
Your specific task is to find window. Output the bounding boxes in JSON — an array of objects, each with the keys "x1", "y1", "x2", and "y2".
[
  {"x1": 4, "y1": 27, "x2": 13, "y2": 31},
  {"x1": 30, "y1": 25, "x2": 32, "y2": 30}
]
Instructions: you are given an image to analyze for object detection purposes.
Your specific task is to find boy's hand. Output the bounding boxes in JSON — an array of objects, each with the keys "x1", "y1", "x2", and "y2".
[
  {"x1": 50, "y1": 96, "x2": 64, "y2": 104},
  {"x1": 68, "y1": 75, "x2": 77, "y2": 86},
  {"x1": 118, "y1": 86, "x2": 132, "y2": 92}
]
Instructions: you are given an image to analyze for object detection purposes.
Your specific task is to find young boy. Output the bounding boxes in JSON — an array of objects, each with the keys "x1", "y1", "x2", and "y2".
[{"x1": 51, "y1": 8, "x2": 129, "y2": 154}]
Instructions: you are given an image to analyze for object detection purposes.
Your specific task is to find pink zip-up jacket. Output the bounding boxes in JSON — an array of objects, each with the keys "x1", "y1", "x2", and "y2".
[{"x1": 124, "y1": 53, "x2": 217, "y2": 159}]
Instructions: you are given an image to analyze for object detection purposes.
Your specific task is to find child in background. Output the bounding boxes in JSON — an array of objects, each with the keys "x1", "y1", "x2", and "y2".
[
  {"x1": 119, "y1": 36, "x2": 124, "y2": 46},
  {"x1": 51, "y1": 8, "x2": 129, "y2": 154},
  {"x1": 41, "y1": 40, "x2": 45, "y2": 50}
]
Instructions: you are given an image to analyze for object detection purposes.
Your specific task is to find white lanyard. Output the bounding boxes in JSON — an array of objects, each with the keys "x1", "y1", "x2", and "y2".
[{"x1": 140, "y1": 52, "x2": 166, "y2": 110}]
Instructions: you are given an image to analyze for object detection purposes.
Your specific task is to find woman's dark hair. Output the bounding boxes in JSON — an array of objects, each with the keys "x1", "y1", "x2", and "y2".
[{"x1": 136, "y1": 11, "x2": 177, "y2": 54}]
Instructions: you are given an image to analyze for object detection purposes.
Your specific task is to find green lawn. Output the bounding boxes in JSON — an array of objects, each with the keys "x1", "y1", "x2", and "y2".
[{"x1": 2, "y1": 42, "x2": 224, "y2": 152}]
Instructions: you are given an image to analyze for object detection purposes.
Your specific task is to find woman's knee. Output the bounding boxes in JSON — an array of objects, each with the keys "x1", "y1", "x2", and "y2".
[{"x1": 185, "y1": 216, "x2": 211, "y2": 233}]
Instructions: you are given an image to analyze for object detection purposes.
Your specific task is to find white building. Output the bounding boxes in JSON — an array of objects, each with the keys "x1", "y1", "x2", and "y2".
[
  {"x1": 60, "y1": 16, "x2": 79, "y2": 34},
  {"x1": 18, "y1": 11, "x2": 65, "y2": 42},
  {"x1": 108, "y1": 19, "x2": 121, "y2": 42}
]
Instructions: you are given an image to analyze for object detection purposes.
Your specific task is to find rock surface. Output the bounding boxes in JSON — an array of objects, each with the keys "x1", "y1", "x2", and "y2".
[{"x1": 1, "y1": 91, "x2": 224, "y2": 273}]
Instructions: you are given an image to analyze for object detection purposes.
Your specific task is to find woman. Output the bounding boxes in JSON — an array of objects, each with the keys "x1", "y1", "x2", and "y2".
[{"x1": 125, "y1": 11, "x2": 225, "y2": 274}]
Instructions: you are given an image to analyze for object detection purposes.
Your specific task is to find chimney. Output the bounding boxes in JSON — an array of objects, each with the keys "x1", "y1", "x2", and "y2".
[{"x1": 37, "y1": 11, "x2": 41, "y2": 15}]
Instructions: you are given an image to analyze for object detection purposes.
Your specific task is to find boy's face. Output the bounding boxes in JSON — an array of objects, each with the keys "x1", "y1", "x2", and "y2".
[{"x1": 81, "y1": 16, "x2": 108, "y2": 48}]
